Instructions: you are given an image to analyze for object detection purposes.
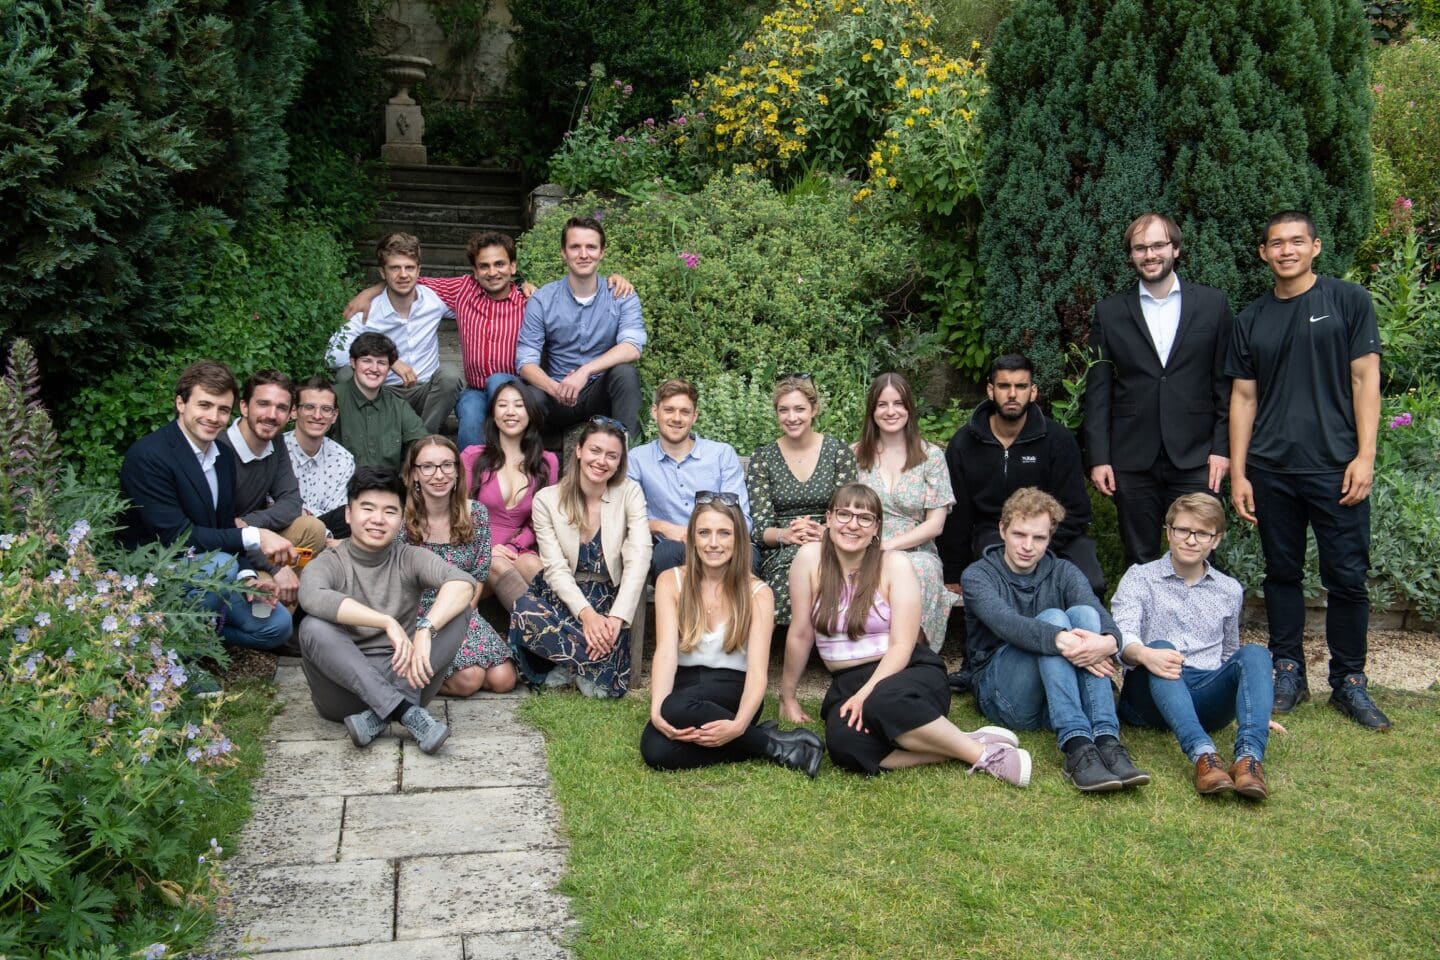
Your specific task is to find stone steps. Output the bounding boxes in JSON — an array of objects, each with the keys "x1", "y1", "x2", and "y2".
[{"x1": 361, "y1": 163, "x2": 527, "y2": 275}]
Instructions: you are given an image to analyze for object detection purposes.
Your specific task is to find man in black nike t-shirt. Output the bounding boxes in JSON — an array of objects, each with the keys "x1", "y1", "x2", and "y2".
[{"x1": 1225, "y1": 210, "x2": 1389, "y2": 731}]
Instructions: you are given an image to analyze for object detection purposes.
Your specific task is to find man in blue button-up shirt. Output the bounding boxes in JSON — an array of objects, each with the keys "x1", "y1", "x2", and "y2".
[
  {"x1": 627, "y1": 379, "x2": 758, "y2": 575},
  {"x1": 516, "y1": 215, "x2": 646, "y2": 436}
]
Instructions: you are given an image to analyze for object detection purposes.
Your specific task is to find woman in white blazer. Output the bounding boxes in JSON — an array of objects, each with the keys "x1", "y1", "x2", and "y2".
[{"x1": 509, "y1": 417, "x2": 652, "y2": 697}]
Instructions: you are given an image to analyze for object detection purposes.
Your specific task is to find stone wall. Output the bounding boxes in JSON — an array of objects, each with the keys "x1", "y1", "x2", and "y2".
[{"x1": 379, "y1": 0, "x2": 514, "y2": 103}]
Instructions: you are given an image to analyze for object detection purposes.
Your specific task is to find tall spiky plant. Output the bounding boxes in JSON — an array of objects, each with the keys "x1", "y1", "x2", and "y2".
[{"x1": 1, "y1": 339, "x2": 61, "y2": 530}]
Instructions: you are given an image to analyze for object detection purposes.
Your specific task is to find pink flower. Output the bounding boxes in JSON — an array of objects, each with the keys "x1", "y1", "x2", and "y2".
[
  {"x1": 1374, "y1": 83, "x2": 1385, "y2": 93},
  {"x1": 615, "y1": 135, "x2": 628, "y2": 143},
  {"x1": 623, "y1": 84, "x2": 634, "y2": 96},
  {"x1": 1389, "y1": 413, "x2": 1413, "y2": 429},
  {"x1": 613, "y1": 79, "x2": 623, "y2": 88},
  {"x1": 644, "y1": 117, "x2": 656, "y2": 127},
  {"x1": 679, "y1": 252, "x2": 700, "y2": 269}
]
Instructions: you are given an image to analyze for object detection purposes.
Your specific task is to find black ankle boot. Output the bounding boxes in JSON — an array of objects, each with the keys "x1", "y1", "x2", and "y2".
[{"x1": 762, "y1": 726, "x2": 824, "y2": 778}]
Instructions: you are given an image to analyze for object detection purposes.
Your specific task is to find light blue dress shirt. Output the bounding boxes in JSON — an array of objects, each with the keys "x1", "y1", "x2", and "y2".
[
  {"x1": 627, "y1": 435, "x2": 752, "y2": 536},
  {"x1": 515, "y1": 276, "x2": 645, "y2": 379}
]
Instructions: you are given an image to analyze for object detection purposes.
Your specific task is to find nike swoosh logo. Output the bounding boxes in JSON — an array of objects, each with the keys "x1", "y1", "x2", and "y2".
[{"x1": 1309, "y1": 315, "x2": 1329, "y2": 323}]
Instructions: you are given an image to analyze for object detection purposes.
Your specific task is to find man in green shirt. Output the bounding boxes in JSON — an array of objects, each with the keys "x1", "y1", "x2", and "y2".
[{"x1": 330, "y1": 332, "x2": 428, "y2": 471}]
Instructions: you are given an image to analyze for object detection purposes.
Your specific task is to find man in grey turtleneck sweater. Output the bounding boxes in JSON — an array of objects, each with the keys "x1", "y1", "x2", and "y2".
[{"x1": 298, "y1": 466, "x2": 475, "y2": 753}]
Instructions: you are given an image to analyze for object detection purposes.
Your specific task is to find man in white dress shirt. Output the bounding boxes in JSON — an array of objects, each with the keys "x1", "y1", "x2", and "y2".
[
  {"x1": 284, "y1": 375, "x2": 356, "y2": 541},
  {"x1": 326, "y1": 233, "x2": 464, "y2": 433}
]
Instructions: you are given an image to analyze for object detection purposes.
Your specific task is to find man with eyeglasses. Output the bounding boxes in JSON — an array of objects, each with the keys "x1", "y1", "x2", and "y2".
[
  {"x1": 1227, "y1": 211, "x2": 1387, "y2": 730},
  {"x1": 627, "y1": 379, "x2": 757, "y2": 574},
  {"x1": 1113, "y1": 493, "x2": 1276, "y2": 799},
  {"x1": 284, "y1": 375, "x2": 355, "y2": 541},
  {"x1": 1084, "y1": 213, "x2": 1235, "y2": 570},
  {"x1": 516, "y1": 215, "x2": 646, "y2": 438}
]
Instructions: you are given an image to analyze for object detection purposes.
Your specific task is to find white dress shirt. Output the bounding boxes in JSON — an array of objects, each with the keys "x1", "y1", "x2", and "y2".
[
  {"x1": 1137, "y1": 274, "x2": 1182, "y2": 366},
  {"x1": 326, "y1": 285, "x2": 454, "y2": 385}
]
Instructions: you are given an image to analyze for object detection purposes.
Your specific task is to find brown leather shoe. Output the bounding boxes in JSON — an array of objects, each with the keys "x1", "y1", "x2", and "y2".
[
  {"x1": 1194, "y1": 752, "x2": 1234, "y2": 795},
  {"x1": 1229, "y1": 756, "x2": 1269, "y2": 800}
]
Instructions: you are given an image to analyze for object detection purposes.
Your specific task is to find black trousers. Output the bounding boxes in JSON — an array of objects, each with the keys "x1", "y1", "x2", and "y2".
[
  {"x1": 639, "y1": 666, "x2": 769, "y2": 770},
  {"x1": 1113, "y1": 451, "x2": 1212, "y2": 568},
  {"x1": 519, "y1": 363, "x2": 643, "y2": 439},
  {"x1": 1250, "y1": 466, "x2": 1369, "y2": 688},
  {"x1": 821, "y1": 646, "x2": 951, "y2": 775}
]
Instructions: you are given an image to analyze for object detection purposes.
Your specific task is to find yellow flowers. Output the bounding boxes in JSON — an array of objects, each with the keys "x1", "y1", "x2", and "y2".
[
  {"x1": 895, "y1": 76, "x2": 907, "y2": 89},
  {"x1": 871, "y1": 38, "x2": 884, "y2": 50}
]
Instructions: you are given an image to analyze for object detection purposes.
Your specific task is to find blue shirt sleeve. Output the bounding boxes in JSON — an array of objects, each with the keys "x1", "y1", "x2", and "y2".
[
  {"x1": 515, "y1": 290, "x2": 548, "y2": 370},
  {"x1": 614, "y1": 285, "x2": 646, "y2": 355}
]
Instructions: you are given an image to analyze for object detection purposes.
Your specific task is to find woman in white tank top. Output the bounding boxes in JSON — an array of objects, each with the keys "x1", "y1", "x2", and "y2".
[{"x1": 640, "y1": 493, "x2": 824, "y2": 774}]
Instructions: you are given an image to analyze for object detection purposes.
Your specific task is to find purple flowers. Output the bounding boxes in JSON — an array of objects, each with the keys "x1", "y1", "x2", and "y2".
[
  {"x1": 0, "y1": 533, "x2": 15, "y2": 550},
  {"x1": 679, "y1": 252, "x2": 701, "y2": 269},
  {"x1": 34, "y1": 611, "x2": 50, "y2": 627},
  {"x1": 100, "y1": 615, "x2": 119, "y2": 632},
  {"x1": 143, "y1": 945, "x2": 168, "y2": 960},
  {"x1": 121, "y1": 574, "x2": 139, "y2": 591},
  {"x1": 1389, "y1": 412, "x2": 1413, "y2": 429}
]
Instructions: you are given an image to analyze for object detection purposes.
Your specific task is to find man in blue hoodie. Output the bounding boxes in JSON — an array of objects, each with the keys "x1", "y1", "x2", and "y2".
[{"x1": 962, "y1": 488, "x2": 1148, "y2": 792}]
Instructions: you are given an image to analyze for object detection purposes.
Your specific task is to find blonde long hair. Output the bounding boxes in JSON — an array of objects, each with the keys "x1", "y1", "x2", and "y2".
[
  {"x1": 402, "y1": 435, "x2": 474, "y2": 545},
  {"x1": 556, "y1": 419, "x2": 630, "y2": 529},
  {"x1": 677, "y1": 501, "x2": 755, "y2": 655},
  {"x1": 814, "y1": 484, "x2": 885, "y2": 640}
]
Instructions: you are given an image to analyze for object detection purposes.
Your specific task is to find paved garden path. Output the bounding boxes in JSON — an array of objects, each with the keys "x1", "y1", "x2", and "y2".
[{"x1": 217, "y1": 656, "x2": 574, "y2": 959}]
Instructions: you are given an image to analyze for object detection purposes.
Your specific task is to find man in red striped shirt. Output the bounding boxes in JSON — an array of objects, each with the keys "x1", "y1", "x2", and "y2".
[{"x1": 344, "y1": 231, "x2": 631, "y2": 450}]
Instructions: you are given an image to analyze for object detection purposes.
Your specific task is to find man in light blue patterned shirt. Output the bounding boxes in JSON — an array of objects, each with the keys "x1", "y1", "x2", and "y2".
[{"x1": 1113, "y1": 492, "x2": 1275, "y2": 799}]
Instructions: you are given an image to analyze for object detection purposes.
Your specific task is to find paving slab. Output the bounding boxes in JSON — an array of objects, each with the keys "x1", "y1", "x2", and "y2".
[
  {"x1": 395, "y1": 850, "x2": 571, "y2": 939},
  {"x1": 267, "y1": 698, "x2": 450, "y2": 743},
  {"x1": 439, "y1": 686, "x2": 530, "y2": 701},
  {"x1": 230, "y1": 795, "x2": 344, "y2": 866},
  {"x1": 220, "y1": 858, "x2": 394, "y2": 953},
  {"x1": 341, "y1": 786, "x2": 562, "y2": 860},
  {"x1": 444, "y1": 698, "x2": 533, "y2": 738},
  {"x1": 254, "y1": 739, "x2": 400, "y2": 798},
  {"x1": 242, "y1": 935, "x2": 464, "y2": 959},
  {"x1": 463, "y1": 930, "x2": 571, "y2": 959},
  {"x1": 402, "y1": 735, "x2": 549, "y2": 791}
]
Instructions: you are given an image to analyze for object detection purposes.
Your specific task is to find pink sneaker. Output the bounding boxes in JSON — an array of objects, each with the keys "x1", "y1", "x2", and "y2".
[
  {"x1": 962, "y1": 725, "x2": 1020, "y2": 749},
  {"x1": 967, "y1": 743, "x2": 1032, "y2": 788}
]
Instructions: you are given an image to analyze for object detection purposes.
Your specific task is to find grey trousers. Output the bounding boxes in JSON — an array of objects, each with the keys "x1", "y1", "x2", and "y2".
[
  {"x1": 337, "y1": 361, "x2": 464, "y2": 434},
  {"x1": 299, "y1": 614, "x2": 466, "y2": 721}
]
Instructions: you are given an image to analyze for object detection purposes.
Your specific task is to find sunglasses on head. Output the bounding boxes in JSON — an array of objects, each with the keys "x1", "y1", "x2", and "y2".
[
  {"x1": 695, "y1": 490, "x2": 741, "y2": 507},
  {"x1": 587, "y1": 415, "x2": 629, "y2": 436}
]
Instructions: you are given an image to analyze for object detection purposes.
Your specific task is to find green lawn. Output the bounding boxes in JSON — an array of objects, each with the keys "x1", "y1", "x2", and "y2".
[{"x1": 521, "y1": 689, "x2": 1440, "y2": 960}]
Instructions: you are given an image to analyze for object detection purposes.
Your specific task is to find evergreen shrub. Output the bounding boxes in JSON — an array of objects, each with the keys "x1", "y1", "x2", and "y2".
[
  {"x1": 979, "y1": 0, "x2": 1374, "y2": 384},
  {"x1": 514, "y1": 175, "x2": 920, "y2": 452}
]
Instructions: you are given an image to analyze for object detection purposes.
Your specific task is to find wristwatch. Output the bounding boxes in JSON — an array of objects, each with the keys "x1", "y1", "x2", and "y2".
[{"x1": 414, "y1": 616, "x2": 434, "y2": 633}]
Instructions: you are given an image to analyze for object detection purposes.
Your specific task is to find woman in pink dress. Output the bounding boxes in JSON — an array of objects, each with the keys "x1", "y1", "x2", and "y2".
[{"x1": 460, "y1": 380, "x2": 558, "y2": 610}]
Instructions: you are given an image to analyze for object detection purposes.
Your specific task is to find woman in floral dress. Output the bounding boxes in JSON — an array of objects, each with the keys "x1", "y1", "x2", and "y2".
[
  {"x1": 853, "y1": 373, "x2": 957, "y2": 652},
  {"x1": 509, "y1": 418, "x2": 651, "y2": 698},
  {"x1": 401, "y1": 435, "x2": 517, "y2": 696},
  {"x1": 747, "y1": 375, "x2": 858, "y2": 624}
]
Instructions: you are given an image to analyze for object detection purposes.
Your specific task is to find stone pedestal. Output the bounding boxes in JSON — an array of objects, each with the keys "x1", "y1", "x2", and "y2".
[
  {"x1": 527, "y1": 183, "x2": 569, "y2": 227},
  {"x1": 381, "y1": 54, "x2": 433, "y2": 166}
]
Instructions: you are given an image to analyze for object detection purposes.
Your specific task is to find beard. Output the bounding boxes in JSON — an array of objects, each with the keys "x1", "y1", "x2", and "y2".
[{"x1": 994, "y1": 399, "x2": 1030, "y2": 422}]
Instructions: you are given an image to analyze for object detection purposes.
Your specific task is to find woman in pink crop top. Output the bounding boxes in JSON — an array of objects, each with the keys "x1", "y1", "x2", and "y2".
[
  {"x1": 779, "y1": 484, "x2": 1031, "y2": 786},
  {"x1": 460, "y1": 380, "x2": 558, "y2": 611},
  {"x1": 640, "y1": 494, "x2": 823, "y2": 775}
]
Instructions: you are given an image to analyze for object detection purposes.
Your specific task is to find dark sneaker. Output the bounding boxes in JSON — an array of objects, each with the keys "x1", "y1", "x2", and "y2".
[
  {"x1": 762, "y1": 726, "x2": 824, "y2": 778},
  {"x1": 401, "y1": 705, "x2": 450, "y2": 754},
  {"x1": 1062, "y1": 742, "x2": 1124, "y2": 793},
  {"x1": 1229, "y1": 756, "x2": 1269, "y2": 800},
  {"x1": 1329, "y1": 674, "x2": 1392, "y2": 731},
  {"x1": 189, "y1": 667, "x2": 224, "y2": 699},
  {"x1": 967, "y1": 743, "x2": 1032, "y2": 788},
  {"x1": 1095, "y1": 738, "x2": 1151, "y2": 788},
  {"x1": 343, "y1": 708, "x2": 387, "y2": 748},
  {"x1": 1272, "y1": 658, "x2": 1309, "y2": 714},
  {"x1": 1194, "y1": 753, "x2": 1235, "y2": 795}
]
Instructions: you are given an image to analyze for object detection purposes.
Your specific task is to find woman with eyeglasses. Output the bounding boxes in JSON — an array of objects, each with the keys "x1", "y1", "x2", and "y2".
[
  {"x1": 641, "y1": 493, "x2": 823, "y2": 775},
  {"x1": 747, "y1": 374, "x2": 857, "y2": 625},
  {"x1": 853, "y1": 373, "x2": 958, "y2": 652},
  {"x1": 779, "y1": 484, "x2": 1031, "y2": 786},
  {"x1": 510, "y1": 417, "x2": 651, "y2": 698},
  {"x1": 460, "y1": 379, "x2": 558, "y2": 611},
  {"x1": 401, "y1": 435, "x2": 517, "y2": 696}
]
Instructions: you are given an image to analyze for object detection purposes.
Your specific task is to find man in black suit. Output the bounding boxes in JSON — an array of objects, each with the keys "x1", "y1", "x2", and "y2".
[
  {"x1": 1084, "y1": 212, "x2": 1234, "y2": 569},
  {"x1": 120, "y1": 360, "x2": 297, "y2": 650}
]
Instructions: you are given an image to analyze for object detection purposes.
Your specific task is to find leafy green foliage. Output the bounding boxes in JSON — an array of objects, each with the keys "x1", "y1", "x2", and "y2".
[
  {"x1": 547, "y1": 74, "x2": 681, "y2": 194},
  {"x1": 515, "y1": 175, "x2": 920, "y2": 450},
  {"x1": 1370, "y1": 38, "x2": 1440, "y2": 225},
  {"x1": 1357, "y1": 216, "x2": 1440, "y2": 390},
  {"x1": 505, "y1": 0, "x2": 757, "y2": 177},
  {"x1": 1366, "y1": 0, "x2": 1414, "y2": 41},
  {"x1": 0, "y1": 0, "x2": 311, "y2": 404},
  {"x1": 979, "y1": 0, "x2": 1374, "y2": 384},
  {"x1": 0, "y1": 340, "x2": 61, "y2": 531},
  {"x1": 62, "y1": 217, "x2": 355, "y2": 479}
]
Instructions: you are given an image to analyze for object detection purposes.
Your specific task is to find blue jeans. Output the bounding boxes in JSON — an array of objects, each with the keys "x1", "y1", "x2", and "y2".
[
  {"x1": 455, "y1": 373, "x2": 521, "y2": 451},
  {"x1": 1249, "y1": 465, "x2": 1369, "y2": 688},
  {"x1": 195, "y1": 553, "x2": 292, "y2": 651},
  {"x1": 976, "y1": 606, "x2": 1120, "y2": 748},
  {"x1": 1118, "y1": 642, "x2": 1273, "y2": 762}
]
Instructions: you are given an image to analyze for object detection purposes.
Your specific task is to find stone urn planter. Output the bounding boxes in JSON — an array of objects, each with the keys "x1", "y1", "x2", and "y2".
[{"x1": 381, "y1": 54, "x2": 433, "y2": 164}]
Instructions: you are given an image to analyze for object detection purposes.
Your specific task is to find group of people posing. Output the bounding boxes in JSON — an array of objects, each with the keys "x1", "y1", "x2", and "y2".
[{"x1": 118, "y1": 208, "x2": 1389, "y2": 800}]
